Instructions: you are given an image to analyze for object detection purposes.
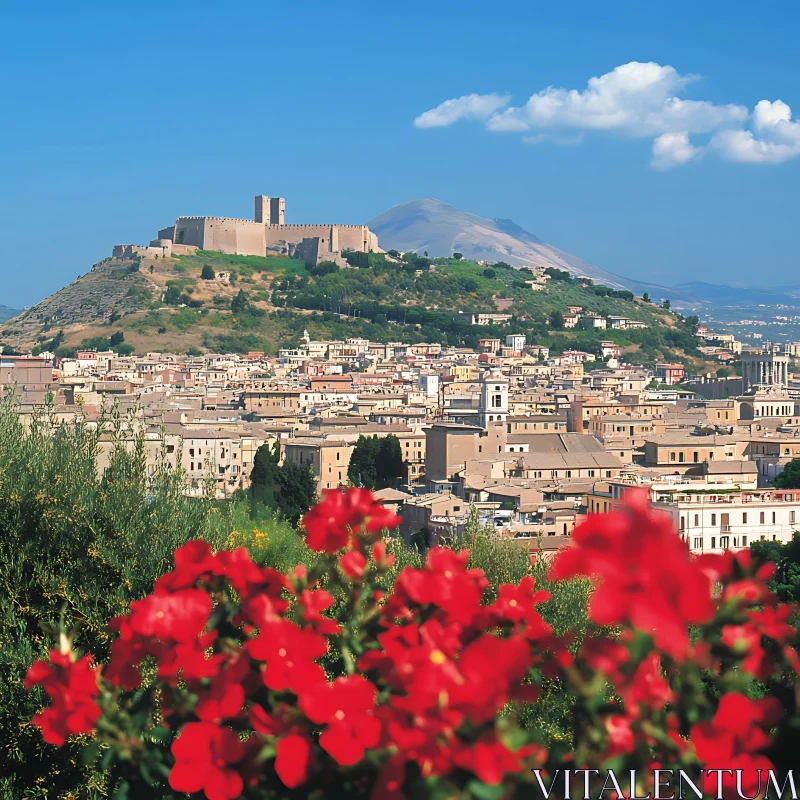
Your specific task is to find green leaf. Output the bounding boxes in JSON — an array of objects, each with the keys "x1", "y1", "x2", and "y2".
[
  {"x1": 112, "y1": 779, "x2": 130, "y2": 800},
  {"x1": 467, "y1": 779, "x2": 507, "y2": 800}
]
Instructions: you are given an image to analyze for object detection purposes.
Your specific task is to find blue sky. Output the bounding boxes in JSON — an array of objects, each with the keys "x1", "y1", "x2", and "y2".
[{"x1": 1, "y1": 0, "x2": 799, "y2": 307}]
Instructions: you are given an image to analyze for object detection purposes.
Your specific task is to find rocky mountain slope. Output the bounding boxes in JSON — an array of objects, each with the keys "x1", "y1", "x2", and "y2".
[
  {"x1": 0, "y1": 249, "x2": 708, "y2": 370},
  {"x1": 369, "y1": 198, "x2": 696, "y2": 302}
]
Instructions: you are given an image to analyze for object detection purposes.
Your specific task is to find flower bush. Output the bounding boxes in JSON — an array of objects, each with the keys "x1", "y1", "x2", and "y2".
[{"x1": 26, "y1": 487, "x2": 800, "y2": 799}]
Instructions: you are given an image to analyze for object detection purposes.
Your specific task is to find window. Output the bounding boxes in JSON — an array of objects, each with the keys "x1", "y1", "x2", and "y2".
[
  {"x1": 679, "y1": 516, "x2": 685, "y2": 532},
  {"x1": 693, "y1": 452, "x2": 699, "y2": 463},
  {"x1": 679, "y1": 452, "x2": 685, "y2": 463},
  {"x1": 743, "y1": 512, "x2": 748, "y2": 524},
  {"x1": 792, "y1": 511, "x2": 796, "y2": 524},
  {"x1": 743, "y1": 535, "x2": 748, "y2": 546},
  {"x1": 773, "y1": 512, "x2": 776, "y2": 524},
  {"x1": 694, "y1": 514, "x2": 699, "y2": 526},
  {"x1": 711, "y1": 514, "x2": 716, "y2": 526},
  {"x1": 711, "y1": 537, "x2": 716, "y2": 549},
  {"x1": 693, "y1": 537, "x2": 703, "y2": 549},
  {"x1": 760, "y1": 512, "x2": 765, "y2": 524},
  {"x1": 720, "y1": 536, "x2": 729, "y2": 548},
  {"x1": 670, "y1": 452, "x2": 676, "y2": 462},
  {"x1": 453, "y1": 505, "x2": 461, "y2": 512}
]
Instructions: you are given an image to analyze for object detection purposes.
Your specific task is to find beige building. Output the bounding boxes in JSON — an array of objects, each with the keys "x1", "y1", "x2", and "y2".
[{"x1": 283, "y1": 438, "x2": 355, "y2": 494}]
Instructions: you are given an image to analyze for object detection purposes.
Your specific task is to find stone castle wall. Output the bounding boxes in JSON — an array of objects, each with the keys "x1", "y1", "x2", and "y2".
[{"x1": 114, "y1": 196, "x2": 379, "y2": 262}]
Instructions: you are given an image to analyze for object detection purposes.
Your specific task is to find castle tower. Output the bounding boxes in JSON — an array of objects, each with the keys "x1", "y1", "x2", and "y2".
[
  {"x1": 254, "y1": 195, "x2": 285, "y2": 225},
  {"x1": 254, "y1": 195, "x2": 270, "y2": 224},
  {"x1": 270, "y1": 197, "x2": 285, "y2": 226},
  {"x1": 479, "y1": 370, "x2": 508, "y2": 428}
]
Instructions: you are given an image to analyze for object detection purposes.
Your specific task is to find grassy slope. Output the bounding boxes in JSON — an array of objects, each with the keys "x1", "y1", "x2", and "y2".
[{"x1": 3, "y1": 251, "x2": 710, "y2": 367}]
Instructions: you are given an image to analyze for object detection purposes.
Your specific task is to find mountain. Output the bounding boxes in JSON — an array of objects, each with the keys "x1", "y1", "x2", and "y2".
[
  {"x1": 369, "y1": 198, "x2": 698, "y2": 302},
  {"x1": 0, "y1": 306, "x2": 22, "y2": 323},
  {"x1": 673, "y1": 282, "x2": 800, "y2": 307}
]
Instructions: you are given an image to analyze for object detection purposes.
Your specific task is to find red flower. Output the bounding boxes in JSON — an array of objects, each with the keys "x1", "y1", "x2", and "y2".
[
  {"x1": 578, "y1": 636, "x2": 629, "y2": 682},
  {"x1": 452, "y1": 734, "x2": 537, "y2": 785},
  {"x1": 169, "y1": 722, "x2": 245, "y2": 800},
  {"x1": 218, "y1": 547, "x2": 290, "y2": 605},
  {"x1": 302, "y1": 489, "x2": 368, "y2": 552},
  {"x1": 619, "y1": 653, "x2": 672, "y2": 714},
  {"x1": 25, "y1": 651, "x2": 100, "y2": 745},
  {"x1": 155, "y1": 539, "x2": 219, "y2": 592},
  {"x1": 693, "y1": 693, "x2": 781, "y2": 761},
  {"x1": 301, "y1": 488, "x2": 401, "y2": 552},
  {"x1": 157, "y1": 634, "x2": 223, "y2": 684},
  {"x1": 129, "y1": 588, "x2": 211, "y2": 643},
  {"x1": 297, "y1": 589, "x2": 340, "y2": 635},
  {"x1": 692, "y1": 693, "x2": 780, "y2": 800},
  {"x1": 549, "y1": 489, "x2": 714, "y2": 660},
  {"x1": 490, "y1": 576, "x2": 551, "y2": 627},
  {"x1": 604, "y1": 714, "x2": 635, "y2": 757},
  {"x1": 299, "y1": 675, "x2": 381, "y2": 766},
  {"x1": 246, "y1": 619, "x2": 327, "y2": 693},
  {"x1": 340, "y1": 550, "x2": 368, "y2": 580},
  {"x1": 392, "y1": 548, "x2": 488, "y2": 625},
  {"x1": 275, "y1": 733, "x2": 312, "y2": 789},
  {"x1": 194, "y1": 655, "x2": 252, "y2": 723}
]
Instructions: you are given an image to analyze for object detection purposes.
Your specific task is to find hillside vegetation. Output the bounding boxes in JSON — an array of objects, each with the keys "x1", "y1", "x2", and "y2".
[{"x1": 1, "y1": 250, "x2": 704, "y2": 366}]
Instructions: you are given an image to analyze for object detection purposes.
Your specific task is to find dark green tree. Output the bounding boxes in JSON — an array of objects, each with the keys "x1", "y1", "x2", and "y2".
[
  {"x1": 483, "y1": 268, "x2": 496, "y2": 279},
  {"x1": 453, "y1": 253, "x2": 463, "y2": 260},
  {"x1": 348, "y1": 435, "x2": 405, "y2": 490},
  {"x1": 642, "y1": 292, "x2": 651, "y2": 303},
  {"x1": 249, "y1": 440, "x2": 317, "y2": 524},
  {"x1": 662, "y1": 299, "x2": 671, "y2": 310},
  {"x1": 109, "y1": 331, "x2": 125, "y2": 347},
  {"x1": 751, "y1": 533, "x2": 800, "y2": 605},
  {"x1": 231, "y1": 289, "x2": 249, "y2": 315},
  {"x1": 548, "y1": 310, "x2": 565, "y2": 329},
  {"x1": 348, "y1": 435, "x2": 380, "y2": 488},
  {"x1": 310, "y1": 261, "x2": 339, "y2": 277},
  {"x1": 376, "y1": 435, "x2": 404, "y2": 488},
  {"x1": 164, "y1": 285, "x2": 182, "y2": 305},
  {"x1": 201, "y1": 264, "x2": 215, "y2": 280},
  {"x1": 773, "y1": 460, "x2": 800, "y2": 489}
]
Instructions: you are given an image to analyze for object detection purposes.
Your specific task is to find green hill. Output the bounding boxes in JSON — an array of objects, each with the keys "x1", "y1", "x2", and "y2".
[{"x1": 1, "y1": 250, "x2": 704, "y2": 367}]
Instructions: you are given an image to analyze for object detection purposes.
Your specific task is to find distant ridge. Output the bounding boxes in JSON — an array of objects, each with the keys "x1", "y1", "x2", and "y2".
[
  {"x1": 0, "y1": 305, "x2": 22, "y2": 323},
  {"x1": 369, "y1": 198, "x2": 697, "y2": 302}
]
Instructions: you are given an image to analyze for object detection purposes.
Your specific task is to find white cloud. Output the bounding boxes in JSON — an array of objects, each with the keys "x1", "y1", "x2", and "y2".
[
  {"x1": 413, "y1": 92, "x2": 510, "y2": 129},
  {"x1": 711, "y1": 99, "x2": 800, "y2": 164},
  {"x1": 415, "y1": 64, "x2": 800, "y2": 168},
  {"x1": 485, "y1": 62, "x2": 747, "y2": 137},
  {"x1": 651, "y1": 132, "x2": 702, "y2": 170}
]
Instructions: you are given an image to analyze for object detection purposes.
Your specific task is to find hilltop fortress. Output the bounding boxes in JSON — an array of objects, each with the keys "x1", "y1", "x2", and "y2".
[{"x1": 113, "y1": 195, "x2": 380, "y2": 266}]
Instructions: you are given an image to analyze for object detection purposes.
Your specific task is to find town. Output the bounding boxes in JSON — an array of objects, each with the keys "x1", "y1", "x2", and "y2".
[{"x1": 4, "y1": 321, "x2": 800, "y2": 556}]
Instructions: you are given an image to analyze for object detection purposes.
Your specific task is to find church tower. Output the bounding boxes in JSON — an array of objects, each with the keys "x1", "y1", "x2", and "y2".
[{"x1": 479, "y1": 371, "x2": 508, "y2": 428}]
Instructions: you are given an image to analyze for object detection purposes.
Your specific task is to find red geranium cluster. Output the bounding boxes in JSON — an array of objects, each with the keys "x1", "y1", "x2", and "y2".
[
  {"x1": 25, "y1": 488, "x2": 800, "y2": 799},
  {"x1": 24, "y1": 647, "x2": 100, "y2": 746}
]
